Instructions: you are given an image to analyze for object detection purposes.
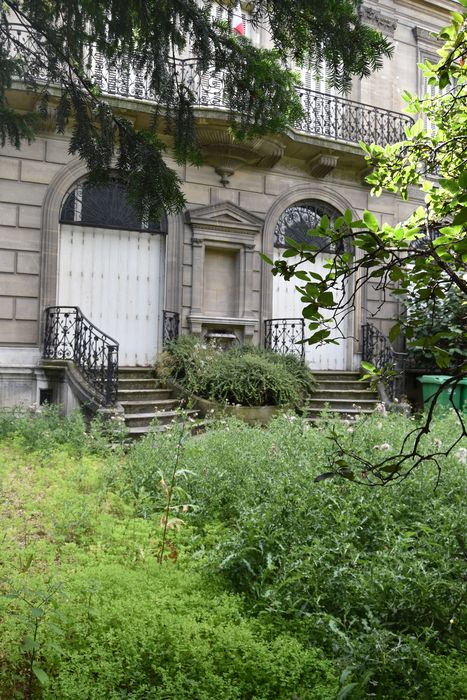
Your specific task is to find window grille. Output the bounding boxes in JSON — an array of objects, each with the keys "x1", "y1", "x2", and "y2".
[
  {"x1": 274, "y1": 200, "x2": 343, "y2": 251},
  {"x1": 60, "y1": 179, "x2": 165, "y2": 233}
]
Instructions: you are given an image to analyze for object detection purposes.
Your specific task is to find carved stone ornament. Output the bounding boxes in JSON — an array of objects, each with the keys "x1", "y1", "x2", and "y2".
[
  {"x1": 197, "y1": 127, "x2": 285, "y2": 186},
  {"x1": 412, "y1": 26, "x2": 441, "y2": 48},
  {"x1": 308, "y1": 154, "x2": 339, "y2": 179},
  {"x1": 361, "y1": 6, "x2": 398, "y2": 37}
]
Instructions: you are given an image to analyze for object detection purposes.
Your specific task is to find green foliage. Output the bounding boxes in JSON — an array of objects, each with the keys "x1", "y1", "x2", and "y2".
[
  {"x1": 0, "y1": 444, "x2": 337, "y2": 700},
  {"x1": 0, "y1": 404, "x2": 123, "y2": 458},
  {"x1": 158, "y1": 337, "x2": 315, "y2": 406},
  {"x1": 404, "y1": 285, "x2": 467, "y2": 371},
  {"x1": 1, "y1": 411, "x2": 466, "y2": 698},
  {"x1": 269, "y1": 9, "x2": 467, "y2": 376},
  {"x1": 0, "y1": 0, "x2": 392, "y2": 218},
  {"x1": 179, "y1": 413, "x2": 467, "y2": 698}
]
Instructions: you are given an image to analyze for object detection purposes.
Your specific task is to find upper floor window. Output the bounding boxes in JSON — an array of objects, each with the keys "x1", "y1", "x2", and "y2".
[
  {"x1": 298, "y1": 59, "x2": 337, "y2": 96},
  {"x1": 274, "y1": 200, "x2": 343, "y2": 251},
  {"x1": 60, "y1": 179, "x2": 165, "y2": 233},
  {"x1": 211, "y1": 2, "x2": 258, "y2": 44}
]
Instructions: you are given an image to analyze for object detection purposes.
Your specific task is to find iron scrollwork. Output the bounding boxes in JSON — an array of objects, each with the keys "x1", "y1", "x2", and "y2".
[
  {"x1": 264, "y1": 318, "x2": 305, "y2": 359},
  {"x1": 274, "y1": 200, "x2": 342, "y2": 249},
  {"x1": 162, "y1": 310, "x2": 180, "y2": 347},
  {"x1": 361, "y1": 322, "x2": 407, "y2": 402},
  {"x1": 43, "y1": 306, "x2": 119, "y2": 405},
  {"x1": 9, "y1": 28, "x2": 413, "y2": 149}
]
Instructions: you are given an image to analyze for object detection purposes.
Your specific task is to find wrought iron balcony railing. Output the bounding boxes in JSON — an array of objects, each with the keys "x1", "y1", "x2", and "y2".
[
  {"x1": 90, "y1": 54, "x2": 412, "y2": 147},
  {"x1": 7, "y1": 23, "x2": 412, "y2": 148},
  {"x1": 361, "y1": 322, "x2": 407, "y2": 401},
  {"x1": 43, "y1": 306, "x2": 119, "y2": 405},
  {"x1": 264, "y1": 318, "x2": 305, "y2": 359}
]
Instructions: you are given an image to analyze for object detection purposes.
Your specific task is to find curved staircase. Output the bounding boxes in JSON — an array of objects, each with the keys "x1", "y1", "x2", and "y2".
[{"x1": 118, "y1": 368, "x2": 197, "y2": 438}]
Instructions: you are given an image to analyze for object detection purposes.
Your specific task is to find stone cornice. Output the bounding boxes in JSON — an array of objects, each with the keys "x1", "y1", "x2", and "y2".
[{"x1": 361, "y1": 6, "x2": 398, "y2": 36}]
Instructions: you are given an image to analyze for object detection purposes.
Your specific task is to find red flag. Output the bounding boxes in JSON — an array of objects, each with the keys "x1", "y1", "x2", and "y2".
[{"x1": 232, "y1": 2, "x2": 245, "y2": 35}]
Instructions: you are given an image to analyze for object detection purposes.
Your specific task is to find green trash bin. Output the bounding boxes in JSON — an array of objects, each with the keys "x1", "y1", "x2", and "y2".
[
  {"x1": 417, "y1": 375, "x2": 462, "y2": 411},
  {"x1": 459, "y1": 378, "x2": 467, "y2": 412}
]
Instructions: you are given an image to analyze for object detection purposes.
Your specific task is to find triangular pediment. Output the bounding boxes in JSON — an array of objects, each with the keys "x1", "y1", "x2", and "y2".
[{"x1": 186, "y1": 201, "x2": 263, "y2": 232}]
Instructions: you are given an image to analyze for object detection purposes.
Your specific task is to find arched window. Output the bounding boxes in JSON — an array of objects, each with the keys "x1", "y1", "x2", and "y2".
[
  {"x1": 274, "y1": 200, "x2": 342, "y2": 251},
  {"x1": 60, "y1": 178, "x2": 165, "y2": 233}
]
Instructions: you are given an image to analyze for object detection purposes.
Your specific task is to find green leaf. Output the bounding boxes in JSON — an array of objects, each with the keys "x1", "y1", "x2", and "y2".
[
  {"x1": 307, "y1": 329, "x2": 331, "y2": 344},
  {"x1": 32, "y1": 666, "x2": 49, "y2": 685},
  {"x1": 363, "y1": 211, "x2": 379, "y2": 232},
  {"x1": 21, "y1": 638, "x2": 40, "y2": 652},
  {"x1": 314, "y1": 472, "x2": 336, "y2": 483},
  {"x1": 259, "y1": 253, "x2": 272, "y2": 265},
  {"x1": 319, "y1": 291, "x2": 334, "y2": 307},
  {"x1": 337, "y1": 682, "x2": 359, "y2": 699},
  {"x1": 388, "y1": 323, "x2": 401, "y2": 343},
  {"x1": 381, "y1": 464, "x2": 400, "y2": 474}
]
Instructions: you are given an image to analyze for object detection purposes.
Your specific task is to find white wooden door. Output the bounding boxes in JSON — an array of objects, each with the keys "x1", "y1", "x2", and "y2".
[
  {"x1": 58, "y1": 224, "x2": 164, "y2": 366},
  {"x1": 272, "y1": 250, "x2": 348, "y2": 370}
]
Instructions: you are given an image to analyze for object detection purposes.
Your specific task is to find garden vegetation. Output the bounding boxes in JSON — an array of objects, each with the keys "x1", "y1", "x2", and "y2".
[
  {"x1": 157, "y1": 336, "x2": 316, "y2": 407},
  {"x1": 0, "y1": 406, "x2": 465, "y2": 698}
]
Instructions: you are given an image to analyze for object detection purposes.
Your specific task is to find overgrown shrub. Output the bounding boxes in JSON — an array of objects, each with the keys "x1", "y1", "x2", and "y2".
[
  {"x1": 178, "y1": 412, "x2": 466, "y2": 698},
  {"x1": 404, "y1": 285, "x2": 467, "y2": 371},
  {"x1": 157, "y1": 336, "x2": 315, "y2": 406},
  {"x1": 0, "y1": 404, "x2": 121, "y2": 456}
]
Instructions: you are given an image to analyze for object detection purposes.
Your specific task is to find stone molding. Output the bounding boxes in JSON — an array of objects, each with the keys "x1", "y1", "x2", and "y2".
[
  {"x1": 186, "y1": 201, "x2": 262, "y2": 339},
  {"x1": 197, "y1": 127, "x2": 284, "y2": 186},
  {"x1": 308, "y1": 154, "x2": 339, "y2": 178},
  {"x1": 39, "y1": 157, "x2": 184, "y2": 343},
  {"x1": 361, "y1": 6, "x2": 398, "y2": 36}
]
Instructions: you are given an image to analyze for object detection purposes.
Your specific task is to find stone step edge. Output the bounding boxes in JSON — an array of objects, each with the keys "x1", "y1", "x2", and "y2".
[
  {"x1": 125, "y1": 410, "x2": 198, "y2": 420},
  {"x1": 120, "y1": 399, "x2": 179, "y2": 406}
]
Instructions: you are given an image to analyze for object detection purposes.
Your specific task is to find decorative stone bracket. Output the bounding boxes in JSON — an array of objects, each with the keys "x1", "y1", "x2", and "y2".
[
  {"x1": 197, "y1": 126, "x2": 285, "y2": 186},
  {"x1": 308, "y1": 154, "x2": 339, "y2": 178}
]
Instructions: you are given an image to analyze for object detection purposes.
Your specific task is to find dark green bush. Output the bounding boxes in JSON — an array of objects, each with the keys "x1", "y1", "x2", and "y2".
[
  {"x1": 204, "y1": 353, "x2": 300, "y2": 406},
  {"x1": 404, "y1": 285, "x2": 467, "y2": 371},
  {"x1": 157, "y1": 336, "x2": 315, "y2": 406},
  {"x1": 228, "y1": 344, "x2": 317, "y2": 395}
]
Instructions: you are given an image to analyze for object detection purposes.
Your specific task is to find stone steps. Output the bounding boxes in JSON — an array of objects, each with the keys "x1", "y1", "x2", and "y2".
[
  {"x1": 118, "y1": 367, "x2": 196, "y2": 437},
  {"x1": 306, "y1": 371, "x2": 379, "y2": 420}
]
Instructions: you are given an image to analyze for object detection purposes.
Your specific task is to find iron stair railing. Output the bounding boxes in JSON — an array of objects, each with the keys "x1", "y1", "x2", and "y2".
[
  {"x1": 264, "y1": 318, "x2": 305, "y2": 359},
  {"x1": 361, "y1": 322, "x2": 407, "y2": 402},
  {"x1": 43, "y1": 306, "x2": 119, "y2": 405}
]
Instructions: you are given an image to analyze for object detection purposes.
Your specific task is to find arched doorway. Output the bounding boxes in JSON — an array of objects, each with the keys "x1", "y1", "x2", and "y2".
[
  {"x1": 57, "y1": 179, "x2": 166, "y2": 366},
  {"x1": 272, "y1": 200, "x2": 350, "y2": 370}
]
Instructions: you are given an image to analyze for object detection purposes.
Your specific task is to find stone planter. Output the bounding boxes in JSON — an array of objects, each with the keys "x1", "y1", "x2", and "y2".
[{"x1": 194, "y1": 396, "x2": 285, "y2": 426}]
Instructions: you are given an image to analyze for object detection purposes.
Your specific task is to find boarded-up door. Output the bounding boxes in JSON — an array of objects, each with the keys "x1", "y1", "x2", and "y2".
[{"x1": 57, "y1": 224, "x2": 164, "y2": 366}]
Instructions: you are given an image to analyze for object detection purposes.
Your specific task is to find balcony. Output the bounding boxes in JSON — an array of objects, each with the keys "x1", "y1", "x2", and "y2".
[
  {"x1": 7, "y1": 23, "x2": 412, "y2": 149},
  {"x1": 91, "y1": 55, "x2": 412, "y2": 148}
]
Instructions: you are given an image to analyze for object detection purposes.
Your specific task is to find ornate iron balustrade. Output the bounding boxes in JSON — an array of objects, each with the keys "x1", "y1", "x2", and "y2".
[
  {"x1": 90, "y1": 55, "x2": 412, "y2": 147},
  {"x1": 43, "y1": 306, "x2": 119, "y2": 405},
  {"x1": 264, "y1": 318, "x2": 305, "y2": 359},
  {"x1": 162, "y1": 310, "x2": 180, "y2": 347},
  {"x1": 6, "y1": 26, "x2": 412, "y2": 148},
  {"x1": 361, "y1": 322, "x2": 407, "y2": 402}
]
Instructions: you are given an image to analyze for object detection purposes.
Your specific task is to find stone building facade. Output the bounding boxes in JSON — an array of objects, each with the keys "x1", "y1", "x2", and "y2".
[{"x1": 0, "y1": 0, "x2": 456, "y2": 409}]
